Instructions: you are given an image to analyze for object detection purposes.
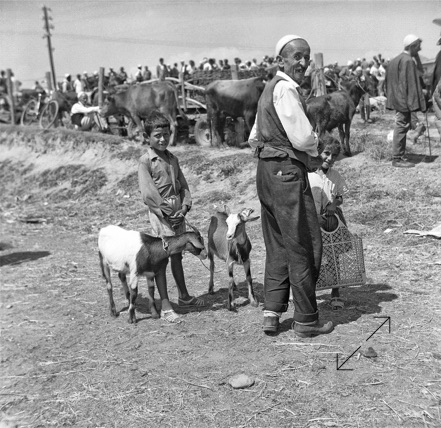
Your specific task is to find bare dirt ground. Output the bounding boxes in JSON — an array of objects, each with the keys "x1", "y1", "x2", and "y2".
[{"x1": 1, "y1": 111, "x2": 441, "y2": 428}]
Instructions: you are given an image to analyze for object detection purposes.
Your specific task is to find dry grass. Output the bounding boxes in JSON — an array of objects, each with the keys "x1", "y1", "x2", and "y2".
[{"x1": 1, "y1": 112, "x2": 441, "y2": 428}]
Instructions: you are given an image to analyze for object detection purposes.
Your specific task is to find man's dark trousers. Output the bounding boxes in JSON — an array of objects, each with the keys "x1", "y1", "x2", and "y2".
[{"x1": 256, "y1": 156, "x2": 322, "y2": 324}]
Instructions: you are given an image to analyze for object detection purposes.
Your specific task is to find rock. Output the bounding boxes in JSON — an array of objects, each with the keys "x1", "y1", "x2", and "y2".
[
  {"x1": 362, "y1": 346, "x2": 378, "y2": 358},
  {"x1": 228, "y1": 373, "x2": 255, "y2": 389}
]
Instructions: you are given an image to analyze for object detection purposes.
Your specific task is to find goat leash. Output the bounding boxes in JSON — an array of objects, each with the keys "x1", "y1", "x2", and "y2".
[{"x1": 182, "y1": 215, "x2": 223, "y2": 273}]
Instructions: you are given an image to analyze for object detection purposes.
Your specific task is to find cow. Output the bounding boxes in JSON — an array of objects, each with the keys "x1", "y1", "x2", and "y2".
[
  {"x1": 205, "y1": 76, "x2": 265, "y2": 146},
  {"x1": 99, "y1": 81, "x2": 186, "y2": 145},
  {"x1": 306, "y1": 74, "x2": 374, "y2": 156}
]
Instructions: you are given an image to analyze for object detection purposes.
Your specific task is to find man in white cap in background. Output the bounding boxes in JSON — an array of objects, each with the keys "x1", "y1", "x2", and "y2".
[
  {"x1": 385, "y1": 34, "x2": 427, "y2": 167},
  {"x1": 248, "y1": 35, "x2": 333, "y2": 337},
  {"x1": 70, "y1": 92, "x2": 101, "y2": 131},
  {"x1": 135, "y1": 65, "x2": 143, "y2": 83}
]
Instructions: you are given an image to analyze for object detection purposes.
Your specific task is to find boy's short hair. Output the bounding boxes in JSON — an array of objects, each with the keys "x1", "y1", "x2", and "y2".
[
  {"x1": 321, "y1": 134, "x2": 341, "y2": 154},
  {"x1": 143, "y1": 111, "x2": 170, "y2": 135}
]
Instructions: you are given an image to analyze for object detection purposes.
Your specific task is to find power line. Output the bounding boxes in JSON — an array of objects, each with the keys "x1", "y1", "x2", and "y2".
[
  {"x1": 2, "y1": 29, "x2": 384, "y2": 53},
  {"x1": 1, "y1": 29, "x2": 273, "y2": 50}
]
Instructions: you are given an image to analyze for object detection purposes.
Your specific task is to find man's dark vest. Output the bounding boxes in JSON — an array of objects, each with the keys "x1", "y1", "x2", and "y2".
[{"x1": 255, "y1": 74, "x2": 309, "y2": 166}]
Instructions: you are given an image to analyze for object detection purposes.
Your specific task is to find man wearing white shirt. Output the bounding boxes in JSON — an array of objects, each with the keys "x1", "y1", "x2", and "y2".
[
  {"x1": 249, "y1": 35, "x2": 333, "y2": 337},
  {"x1": 70, "y1": 92, "x2": 100, "y2": 131}
]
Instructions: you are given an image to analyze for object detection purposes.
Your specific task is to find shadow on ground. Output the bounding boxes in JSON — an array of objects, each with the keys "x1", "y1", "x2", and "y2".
[
  {"x1": 133, "y1": 280, "x2": 265, "y2": 316},
  {"x1": 276, "y1": 283, "x2": 397, "y2": 334},
  {"x1": 406, "y1": 153, "x2": 438, "y2": 164},
  {"x1": 0, "y1": 251, "x2": 51, "y2": 267}
]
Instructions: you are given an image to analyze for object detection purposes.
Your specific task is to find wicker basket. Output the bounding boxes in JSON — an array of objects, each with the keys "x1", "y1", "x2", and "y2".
[{"x1": 316, "y1": 215, "x2": 366, "y2": 290}]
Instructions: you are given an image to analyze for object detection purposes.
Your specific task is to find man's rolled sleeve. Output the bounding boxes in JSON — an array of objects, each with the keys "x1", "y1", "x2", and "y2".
[{"x1": 274, "y1": 82, "x2": 318, "y2": 157}]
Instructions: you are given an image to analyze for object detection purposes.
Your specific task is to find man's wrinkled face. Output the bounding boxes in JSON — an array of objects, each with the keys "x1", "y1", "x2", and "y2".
[{"x1": 277, "y1": 39, "x2": 311, "y2": 84}]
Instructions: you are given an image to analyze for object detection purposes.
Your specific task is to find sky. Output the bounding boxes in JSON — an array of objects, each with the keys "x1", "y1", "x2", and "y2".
[{"x1": 1, "y1": 0, "x2": 441, "y2": 87}]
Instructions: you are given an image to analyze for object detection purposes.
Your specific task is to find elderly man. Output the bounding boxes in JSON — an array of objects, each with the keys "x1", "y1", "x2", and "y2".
[
  {"x1": 70, "y1": 92, "x2": 100, "y2": 131},
  {"x1": 249, "y1": 35, "x2": 334, "y2": 337},
  {"x1": 385, "y1": 34, "x2": 427, "y2": 167}
]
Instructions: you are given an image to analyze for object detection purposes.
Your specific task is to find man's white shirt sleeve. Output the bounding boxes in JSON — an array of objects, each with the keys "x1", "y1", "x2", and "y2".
[{"x1": 273, "y1": 76, "x2": 318, "y2": 157}]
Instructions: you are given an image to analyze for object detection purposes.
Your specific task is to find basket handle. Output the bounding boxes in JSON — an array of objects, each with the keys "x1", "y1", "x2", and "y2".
[{"x1": 320, "y1": 213, "x2": 345, "y2": 234}]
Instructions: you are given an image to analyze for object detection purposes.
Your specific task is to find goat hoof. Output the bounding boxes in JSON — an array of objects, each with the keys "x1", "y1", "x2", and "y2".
[
  {"x1": 110, "y1": 308, "x2": 118, "y2": 317},
  {"x1": 250, "y1": 300, "x2": 259, "y2": 308},
  {"x1": 344, "y1": 151, "x2": 352, "y2": 157},
  {"x1": 151, "y1": 312, "x2": 160, "y2": 319}
]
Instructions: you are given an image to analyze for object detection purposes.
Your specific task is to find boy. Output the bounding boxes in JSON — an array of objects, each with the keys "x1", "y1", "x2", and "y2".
[
  {"x1": 308, "y1": 137, "x2": 348, "y2": 310},
  {"x1": 138, "y1": 111, "x2": 204, "y2": 323}
]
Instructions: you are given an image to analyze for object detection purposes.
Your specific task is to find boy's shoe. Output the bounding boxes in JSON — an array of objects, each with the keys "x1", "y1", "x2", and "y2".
[
  {"x1": 292, "y1": 320, "x2": 334, "y2": 338},
  {"x1": 392, "y1": 158, "x2": 415, "y2": 168},
  {"x1": 263, "y1": 316, "x2": 279, "y2": 335}
]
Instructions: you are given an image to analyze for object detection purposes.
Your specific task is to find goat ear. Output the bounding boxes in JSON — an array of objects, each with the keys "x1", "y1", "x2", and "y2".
[
  {"x1": 239, "y1": 208, "x2": 260, "y2": 223},
  {"x1": 212, "y1": 204, "x2": 225, "y2": 215}
]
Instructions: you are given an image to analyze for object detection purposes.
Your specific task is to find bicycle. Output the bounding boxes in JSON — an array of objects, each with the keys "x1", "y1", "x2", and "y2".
[
  {"x1": 20, "y1": 92, "x2": 46, "y2": 126},
  {"x1": 19, "y1": 91, "x2": 62, "y2": 130}
]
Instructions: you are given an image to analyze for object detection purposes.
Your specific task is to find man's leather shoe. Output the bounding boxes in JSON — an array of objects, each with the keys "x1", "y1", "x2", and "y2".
[
  {"x1": 263, "y1": 316, "x2": 279, "y2": 334},
  {"x1": 392, "y1": 158, "x2": 415, "y2": 168},
  {"x1": 292, "y1": 320, "x2": 334, "y2": 338}
]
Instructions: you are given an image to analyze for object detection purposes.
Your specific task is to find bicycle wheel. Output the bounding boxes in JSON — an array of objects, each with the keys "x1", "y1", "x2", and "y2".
[
  {"x1": 20, "y1": 99, "x2": 38, "y2": 126},
  {"x1": 39, "y1": 100, "x2": 59, "y2": 129}
]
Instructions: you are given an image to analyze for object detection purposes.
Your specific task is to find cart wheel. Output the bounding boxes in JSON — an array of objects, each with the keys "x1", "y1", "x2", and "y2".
[
  {"x1": 194, "y1": 117, "x2": 211, "y2": 147},
  {"x1": 39, "y1": 100, "x2": 59, "y2": 129},
  {"x1": 20, "y1": 99, "x2": 38, "y2": 126}
]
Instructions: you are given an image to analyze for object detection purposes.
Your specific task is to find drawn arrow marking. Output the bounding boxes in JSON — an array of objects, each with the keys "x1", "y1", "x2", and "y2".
[
  {"x1": 336, "y1": 346, "x2": 361, "y2": 370},
  {"x1": 366, "y1": 316, "x2": 391, "y2": 341}
]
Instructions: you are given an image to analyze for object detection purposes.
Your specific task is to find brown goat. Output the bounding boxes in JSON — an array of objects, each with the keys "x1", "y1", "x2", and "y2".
[
  {"x1": 306, "y1": 75, "x2": 373, "y2": 156},
  {"x1": 207, "y1": 206, "x2": 259, "y2": 311}
]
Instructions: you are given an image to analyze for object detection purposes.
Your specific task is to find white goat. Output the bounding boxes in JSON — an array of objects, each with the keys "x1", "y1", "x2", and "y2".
[
  {"x1": 207, "y1": 205, "x2": 259, "y2": 310},
  {"x1": 98, "y1": 225, "x2": 207, "y2": 324}
]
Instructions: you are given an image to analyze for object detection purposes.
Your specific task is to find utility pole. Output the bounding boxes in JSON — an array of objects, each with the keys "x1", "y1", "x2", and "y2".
[{"x1": 42, "y1": 6, "x2": 57, "y2": 91}]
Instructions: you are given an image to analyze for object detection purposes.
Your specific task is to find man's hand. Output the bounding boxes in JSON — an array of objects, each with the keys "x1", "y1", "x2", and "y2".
[
  {"x1": 173, "y1": 205, "x2": 189, "y2": 218},
  {"x1": 168, "y1": 213, "x2": 184, "y2": 228},
  {"x1": 326, "y1": 202, "x2": 337, "y2": 216},
  {"x1": 168, "y1": 206, "x2": 188, "y2": 228}
]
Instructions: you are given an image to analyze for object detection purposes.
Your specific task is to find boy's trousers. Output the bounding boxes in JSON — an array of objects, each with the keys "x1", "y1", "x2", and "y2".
[{"x1": 256, "y1": 156, "x2": 322, "y2": 324}]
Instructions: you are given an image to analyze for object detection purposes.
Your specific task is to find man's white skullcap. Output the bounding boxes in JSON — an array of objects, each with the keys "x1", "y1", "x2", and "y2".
[
  {"x1": 65, "y1": 73, "x2": 70, "y2": 77},
  {"x1": 347, "y1": 60, "x2": 353, "y2": 66},
  {"x1": 275, "y1": 35, "x2": 305, "y2": 57},
  {"x1": 356, "y1": 66, "x2": 362, "y2": 71},
  {"x1": 138, "y1": 64, "x2": 142, "y2": 68},
  {"x1": 78, "y1": 92, "x2": 87, "y2": 98},
  {"x1": 83, "y1": 71, "x2": 88, "y2": 74},
  {"x1": 403, "y1": 34, "x2": 421, "y2": 48}
]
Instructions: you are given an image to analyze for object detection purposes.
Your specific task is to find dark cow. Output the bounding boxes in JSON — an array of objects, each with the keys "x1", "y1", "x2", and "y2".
[
  {"x1": 99, "y1": 81, "x2": 185, "y2": 144},
  {"x1": 306, "y1": 74, "x2": 374, "y2": 156},
  {"x1": 205, "y1": 76, "x2": 265, "y2": 146}
]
